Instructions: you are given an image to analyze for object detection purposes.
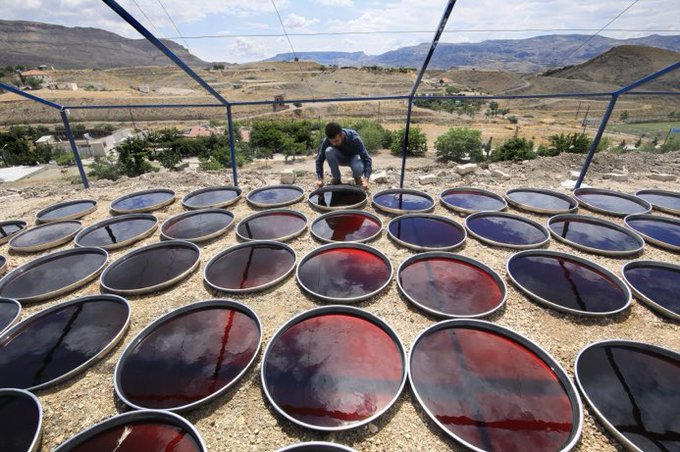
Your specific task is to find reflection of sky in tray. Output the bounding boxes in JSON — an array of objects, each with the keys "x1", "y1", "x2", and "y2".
[
  {"x1": 185, "y1": 188, "x2": 239, "y2": 207},
  {"x1": 442, "y1": 191, "x2": 505, "y2": 211},
  {"x1": 113, "y1": 192, "x2": 174, "y2": 210},
  {"x1": 625, "y1": 265, "x2": 680, "y2": 313},
  {"x1": 508, "y1": 191, "x2": 572, "y2": 210},
  {"x1": 551, "y1": 219, "x2": 640, "y2": 251},
  {"x1": 250, "y1": 187, "x2": 302, "y2": 204},
  {"x1": 79, "y1": 217, "x2": 156, "y2": 247},
  {"x1": 577, "y1": 193, "x2": 647, "y2": 215},
  {"x1": 637, "y1": 193, "x2": 680, "y2": 210},
  {"x1": 40, "y1": 201, "x2": 95, "y2": 220},
  {"x1": 468, "y1": 216, "x2": 546, "y2": 245},
  {"x1": 627, "y1": 219, "x2": 680, "y2": 246},
  {"x1": 374, "y1": 193, "x2": 432, "y2": 211}
]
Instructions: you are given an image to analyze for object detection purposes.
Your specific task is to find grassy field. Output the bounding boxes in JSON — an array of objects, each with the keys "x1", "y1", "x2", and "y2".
[{"x1": 607, "y1": 121, "x2": 680, "y2": 138}]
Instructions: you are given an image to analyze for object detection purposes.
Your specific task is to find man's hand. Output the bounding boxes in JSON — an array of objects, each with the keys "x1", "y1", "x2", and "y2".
[
  {"x1": 361, "y1": 178, "x2": 369, "y2": 191},
  {"x1": 315, "y1": 179, "x2": 324, "y2": 189}
]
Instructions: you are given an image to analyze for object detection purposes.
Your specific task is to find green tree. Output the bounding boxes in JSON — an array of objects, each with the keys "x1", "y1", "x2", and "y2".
[
  {"x1": 25, "y1": 77, "x2": 42, "y2": 90},
  {"x1": 491, "y1": 137, "x2": 535, "y2": 162},
  {"x1": 434, "y1": 127, "x2": 483, "y2": 163},
  {"x1": 547, "y1": 132, "x2": 591, "y2": 154},
  {"x1": 389, "y1": 127, "x2": 428, "y2": 157},
  {"x1": 88, "y1": 155, "x2": 123, "y2": 181},
  {"x1": 619, "y1": 110, "x2": 629, "y2": 121},
  {"x1": 116, "y1": 136, "x2": 155, "y2": 177}
]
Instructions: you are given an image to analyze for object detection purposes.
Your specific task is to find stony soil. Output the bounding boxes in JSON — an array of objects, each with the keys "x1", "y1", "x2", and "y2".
[{"x1": 0, "y1": 150, "x2": 678, "y2": 451}]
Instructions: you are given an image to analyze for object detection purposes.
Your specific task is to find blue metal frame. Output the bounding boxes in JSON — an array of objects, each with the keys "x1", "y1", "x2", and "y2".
[{"x1": 2, "y1": 2, "x2": 678, "y2": 190}]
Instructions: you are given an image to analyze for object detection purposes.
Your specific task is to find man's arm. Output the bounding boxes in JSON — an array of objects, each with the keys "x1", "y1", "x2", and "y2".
[
  {"x1": 316, "y1": 138, "x2": 328, "y2": 179},
  {"x1": 355, "y1": 136, "x2": 372, "y2": 178}
]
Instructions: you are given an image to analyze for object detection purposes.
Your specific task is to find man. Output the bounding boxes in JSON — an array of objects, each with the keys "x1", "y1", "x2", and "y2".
[{"x1": 315, "y1": 122, "x2": 372, "y2": 191}]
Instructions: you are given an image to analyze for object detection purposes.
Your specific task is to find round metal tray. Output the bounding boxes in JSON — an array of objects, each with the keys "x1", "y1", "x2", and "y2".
[
  {"x1": 310, "y1": 209, "x2": 383, "y2": 244},
  {"x1": 0, "y1": 388, "x2": 43, "y2": 452},
  {"x1": 465, "y1": 211, "x2": 550, "y2": 249},
  {"x1": 8, "y1": 220, "x2": 82, "y2": 253},
  {"x1": 35, "y1": 199, "x2": 97, "y2": 223},
  {"x1": 387, "y1": 213, "x2": 466, "y2": 251},
  {"x1": 440, "y1": 186, "x2": 508, "y2": 215},
  {"x1": 74, "y1": 214, "x2": 159, "y2": 250},
  {"x1": 505, "y1": 187, "x2": 579, "y2": 215},
  {"x1": 635, "y1": 189, "x2": 680, "y2": 216},
  {"x1": 182, "y1": 185, "x2": 242, "y2": 209},
  {"x1": 548, "y1": 214, "x2": 644, "y2": 257},
  {"x1": 308, "y1": 185, "x2": 367, "y2": 211},
  {"x1": 623, "y1": 213, "x2": 680, "y2": 252},
  {"x1": 110, "y1": 188, "x2": 176, "y2": 214},
  {"x1": 573, "y1": 188, "x2": 651, "y2": 217},
  {"x1": 621, "y1": 260, "x2": 680, "y2": 321},
  {"x1": 160, "y1": 209, "x2": 235, "y2": 243},
  {"x1": 246, "y1": 184, "x2": 305, "y2": 208},
  {"x1": 371, "y1": 188, "x2": 435, "y2": 215},
  {"x1": 235, "y1": 209, "x2": 308, "y2": 242},
  {"x1": 0, "y1": 297, "x2": 21, "y2": 335},
  {"x1": 0, "y1": 220, "x2": 28, "y2": 245}
]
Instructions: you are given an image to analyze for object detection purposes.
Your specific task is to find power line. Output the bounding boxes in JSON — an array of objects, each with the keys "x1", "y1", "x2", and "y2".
[
  {"x1": 270, "y1": 0, "x2": 316, "y2": 100},
  {"x1": 556, "y1": 0, "x2": 642, "y2": 68},
  {"x1": 156, "y1": 0, "x2": 191, "y2": 52},
  {"x1": 130, "y1": 0, "x2": 164, "y2": 38}
]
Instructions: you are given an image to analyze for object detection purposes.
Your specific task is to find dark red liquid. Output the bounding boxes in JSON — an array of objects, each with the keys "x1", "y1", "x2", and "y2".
[
  {"x1": 184, "y1": 187, "x2": 240, "y2": 208},
  {"x1": 576, "y1": 192, "x2": 648, "y2": 215},
  {"x1": 576, "y1": 343, "x2": 679, "y2": 451},
  {"x1": 11, "y1": 221, "x2": 81, "y2": 249},
  {"x1": 0, "y1": 249, "x2": 107, "y2": 301},
  {"x1": 0, "y1": 392, "x2": 40, "y2": 452},
  {"x1": 312, "y1": 213, "x2": 381, "y2": 242},
  {"x1": 550, "y1": 217, "x2": 641, "y2": 252},
  {"x1": 626, "y1": 218, "x2": 680, "y2": 248},
  {"x1": 310, "y1": 188, "x2": 366, "y2": 208},
  {"x1": 118, "y1": 306, "x2": 259, "y2": 409},
  {"x1": 399, "y1": 257, "x2": 503, "y2": 316},
  {"x1": 112, "y1": 191, "x2": 175, "y2": 212},
  {"x1": 0, "y1": 220, "x2": 26, "y2": 242},
  {"x1": 163, "y1": 211, "x2": 233, "y2": 240},
  {"x1": 103, "y1": 244, "x2": 199, "y2": 292},
  {"x1": 0, "y1": 297, "x2": 128, "y2": 389},
  {"x1": 77, "y1": 216, "x2": 157, "y2": 248},
  {"x1": 637, "y1": 192, "x2": 680, "y2": 211},
  {"x1": 410, "y1": 327, "x2": 574, "y2": 451},
  {"x1": 67, "y1": 420, "x2": 202, "y2": 452},
  {"x1": 442, "y1": 190, "x2": 505, "y2": 211},
  {"x1": 0, "y1": 298, "x2": 20, "y2": 333},
  {"x1": 205, "y1": 243, "x2": 295, "y2": 290},
  {"x1": 263, "y1": 313, "x2": 404, "y2": 427},
  {"x1": 624, "y1": 264, "x2": 680, "y2": 315},
  {"x1": 507, "y1": 190, "x2": 574, "y2": 212},
  {"x1": 38, "y1": 200, "x2": 95, "y2": 221},
  {"x1": 297, "y1": 248, "x2": 390, "y2": 299},
  {"x1": 467, "y1": 215, "x2": 547, "y2": 246},
  {"x1": 389, "y1": 216, "x2": 465, "y2": 249},
  {"x1": 508, "y1": 254, "x2": 628, "y2": 313},
  {"x1": 237, "y1": 212, "x2": 306, "y2": 240},
  {"x1": 249, "y1": 187, "x2": 302, "y2": 206},
  {"x1": 373, "y1": 191, "x2": 433, "y2": 212}
]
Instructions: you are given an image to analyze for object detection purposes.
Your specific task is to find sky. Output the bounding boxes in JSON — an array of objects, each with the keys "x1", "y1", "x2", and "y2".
[{"x1": 3, "y1": 0, "x2": 679, "y2": 63}]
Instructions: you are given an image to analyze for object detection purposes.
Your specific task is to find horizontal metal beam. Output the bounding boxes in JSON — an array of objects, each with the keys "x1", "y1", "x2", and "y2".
[
  {"x1": 64, "y1": 103, "x2": 225, "y2": 110},
  {"x1": 0, "y1": 82, "x2": 63, "y2": 110},
  {"x1": 231, "y1": 95, "x2": 409, "y2": 106}
]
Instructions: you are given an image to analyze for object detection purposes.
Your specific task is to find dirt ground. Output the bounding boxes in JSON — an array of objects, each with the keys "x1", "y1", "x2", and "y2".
[{"x1": 0, "y1": 150, "x2": 678, "y2": 451}]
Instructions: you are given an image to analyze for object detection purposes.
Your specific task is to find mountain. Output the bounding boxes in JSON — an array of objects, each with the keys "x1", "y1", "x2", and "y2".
[
  {"x1": 265, "y1": 51, "x2": 369, "y2": 66},
  {"x1": 0, "y1": 20, "x2": 207, "y2": 69},
  {"x1": 266, "y1": 34, "x2": 680, "y2": 73},
  {"x1": 543, "y1": 45, "x2": 680, "y2": 90}
]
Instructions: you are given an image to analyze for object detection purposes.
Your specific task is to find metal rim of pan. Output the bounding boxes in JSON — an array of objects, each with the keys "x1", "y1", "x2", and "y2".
[
  {"x1": 464, "y1": 211, "x2": 550, "y2": 250},
  {"x1": 73, "y1": 214, "x2": 159, "y2": 250},
  {"x1": 0, "y1": 247, "x2": 109, "y2": 304},
  {"x1": 371, "y1": 188, "x2": 435, "y2": 215},
  {"x1": 160, "y1": 209, "x2": 235, "y2": 243},
  {"x1": 53, "y1": 409, "x2": 207, "y2": 452},
  {"x1": 0, "y1": 294, "x2": 131, "y2": 391},
  {"x1": 109, "y1": 188, "x2": 176, "y2": 214},
  {"x1": 204, "y1": 240, "x2": 297, "y2": 294},
  {"x1": 182, "y1": 185, "x2": 243, "y2": 210},
  {"x1": 113, "y1": 299, "x2": 262, "y2": 412},
  {"x1": 235, "y1": 209, "x2": 308, "y2": 242},
  {"x1": 295, "y1": 242, "x2": 393, "y2": 303},
  {"x1": 506, "y1": 249, "x2": 632, "y2": 317},
  {"x1": 0, "y1": 388, "x2": 43, "y2": 452},
  {"x1": 277, "y1": 442, "x2": 357, "y2": 452},
  {"x1": 439, "y1": 186, "x2": 508, "y2": 215},
  {"x1": 504, "y1": 187, "x2": 579, "y2": 215},
  {"x1": 572, "y1": 187, "x2": 652, "y2": 217},
  {"x1": 409, "y1": 319, "x2": 584, "y2": 452},
  {"x1": 547, "y1": 214, "x2": 645, "y2": 257},
  {"x1": 100, "y1": 240, "x2": 200, "y2": 296},
  {"x1": 34, "y1": 199, "x2": 97, "y2": 223},
  {"x1": 260, "y1": 304, "x2": 407, "y2": 432},
  {"x1": 396, "y1": 252, "x2": 507, "y2": 319},
  {"x1": 0, "y1": 297, "x2": 21, "y2": 335},
  {"x1": 0, "y1": 256, "x2": 6, "y2": 278},
  {"x1": 634, "y1": 188, "x2": 680, "y2": 216},
  {"x1": 0, "y1": 220, "x2": 28, "y2": 245},
  {"x1": 307, "y1": 185, "x2": 367, "y2": 211},
  {"x1": 623, "y1": 213, "x2": 680, "y2": 252},
  {"x1": 246, "y1": 184, "x2": 305, "y2": 208},
  {"x1": 387, "y1": 213, "x2": 467, "y2": 251},
  {"x1": 8, "y1": 220, "x2": 82, "y2": 253},
  {"x1": 309, "y1": 209, "x2": 383, "y2": 244},
  {"x1": 621, "y1": 260, "x2": 680, "y2": 321},
  {"x1": 573, "y1": 339, "x2": 678, "y2": 452}
]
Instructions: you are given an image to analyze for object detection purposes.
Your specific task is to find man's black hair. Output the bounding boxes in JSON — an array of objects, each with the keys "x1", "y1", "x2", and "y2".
[{"x1": 325, "y1": 122, "x2": 342, "y2": 139}]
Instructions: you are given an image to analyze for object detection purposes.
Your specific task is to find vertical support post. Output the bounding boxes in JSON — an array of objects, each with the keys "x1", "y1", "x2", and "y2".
[
  {"x1": 60, "y1": 109, "x2": 90, "y2": 189},
  {"x1": 226, "y1": 105, "x2": 239, "y2": 186},
  {"x1": 575, "y1": 94, "x2": 618, "y2": 189},
  {"x1": 399, "y1": 101, "x2": 414, "y2": 188}
]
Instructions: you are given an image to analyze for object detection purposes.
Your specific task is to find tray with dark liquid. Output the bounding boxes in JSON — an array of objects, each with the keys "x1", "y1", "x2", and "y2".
[
  {"x1": 573, "y1": 188, "x2": 651, "y2": 217},
  {"x1": 310, "y1": 210, "x2": 382, "y2": 243},
  {"x1": 635, "y1": 189, "x2": 680, "y2": 216},
  {"x1": 74, "y1": 214, "x2": 158, "y2": 250},
  {"x1": 182, "y1": 185, "x2": 242, "y2": 209},
  {"x1": 308, "y1": 185, "x2": 367, "y2": 211},
  {"x1": 622, "y1": 260, "x2": 680, "y2": 321},
  {"x1": 236, "y1": 209, "x2": 307, "y2": 242},
  {"x1": 372, "y1": 189, "x2": 434, "y2": 215},
  {"x1": 161, "y1": 209, "x2": 234, "y2": 243},
  {"x1": 440, "y1": 187, "x2": 507, "y2": 214},
  {"x1": 548, "y1": 214, "x2": 644, "y2": 257},
  {"x1": 624, "y1": 213, "x2": 680, "y2": 252},
  {"x1": 247, "y1": 185, "x2": 305, "y2": 208},
  {"x1": 465, "y1": 212, "x2": 549, "y2": 249},
  {"x1": 35, "y1": 199, "x2": 97, "y2": 223},
  {"x1": 9, "y1": 220, "x2": 81, "y2": 253},
  {"x1": 505, "y1": 188, "x2": 578, "y2": 214},
  {"x1": 0, "y1": 388, "x2": 42, "y2": 452},
  {"x1": 110, "y1": 188, "x2": 176, "y2": 214},
  {"x1": 388, "y1": 214, "x2": 466, "y2": 251},
  {"x1": 0, "y1": 297, "x2": 21, "y2": 335},
  {"x1": 0, "y1": 220, "x2": 27, "y2": 245}
]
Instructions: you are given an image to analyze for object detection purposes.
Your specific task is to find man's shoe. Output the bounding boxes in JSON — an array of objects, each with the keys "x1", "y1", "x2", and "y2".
[
  {"x1": 354, "y1": 177, "x2": 362, "y2": 185},
  {"x1": 329, "y1": 178, "x2": 342, "y2": 185}
]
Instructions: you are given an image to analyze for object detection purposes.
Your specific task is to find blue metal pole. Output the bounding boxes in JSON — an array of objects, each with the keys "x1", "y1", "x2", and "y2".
[
  {"x1": 102, "y1": 0, "x2": 230, "y2": 106},
  {"x1": 0, "y1": 82, "x2": 63, "y2": 110},
  {"x1": 65, "y1": 103, "x2": 225, "y2": 110},
  {"x1": 574, "y1": 94, "x2": 618, "y2": 189},
  {"x1": 401, "y1": 0, "x2": 457, "y2": 189},
  {"x1": 226, "y1": 105, "x2": 239, "y2": 186},
  {"x1": 60, "y1": 109, "x2": 90, "y2": 189}
]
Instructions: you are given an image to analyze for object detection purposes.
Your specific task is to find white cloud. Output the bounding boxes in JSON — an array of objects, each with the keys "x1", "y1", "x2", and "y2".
[
  {"x1": 313, "y1": 0, "x2": 354, "y2": 6},
  {"x1": 283, "y1": 13, "x2": 319, "y2": 29}
]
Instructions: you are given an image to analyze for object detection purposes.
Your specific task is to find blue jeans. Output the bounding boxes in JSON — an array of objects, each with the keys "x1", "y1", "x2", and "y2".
[{"x1": 325, "y1": 147, "x2": 364, "y2": 181}]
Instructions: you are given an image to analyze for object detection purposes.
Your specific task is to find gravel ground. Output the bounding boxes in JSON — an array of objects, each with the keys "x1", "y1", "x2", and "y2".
[{"x1": 0, "y1": 151, "x2": 678, "y2": 451}]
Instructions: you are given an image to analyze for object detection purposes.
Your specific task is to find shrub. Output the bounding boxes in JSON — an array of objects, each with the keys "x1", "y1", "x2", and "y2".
[
  {"x1": 116, "y1": 136, "x2": 155, "y2": 177},
  {"x1": 346, "y1": 119, "x2": 391, "y2": 153},
  {"x1": 506, "y1": 115, "x2": 518, "y2": 124},
  {"x1": 491, "y1": 137, "x2": 535, "y2": 162},
  {"x1": 547, "y1": 132, "x2": 591, "y2": 154},
  {"x1": 661, "y1": 135, "x2": 680, "y2": 152},
  {"x1": 54, "y1": 151, "x2": 75, "y2": 166},
  {"x1": 389, "y1": 127, "x2": 428, "y2": 157},
  {"x1": 88, "y1": 155, "x2": 122, "y2": 181},
  {"x1": 435, "y1": 127, "x2": 483, "y2": 163}
]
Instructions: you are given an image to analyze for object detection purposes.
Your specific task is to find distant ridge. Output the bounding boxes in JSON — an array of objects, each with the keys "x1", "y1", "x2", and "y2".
[
  {"x1": 265, "y1": 34, "x2": 680, "y2": 73},
  {"x1": 0, "y1": 20, "x2": 207, "y2": 69}
]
